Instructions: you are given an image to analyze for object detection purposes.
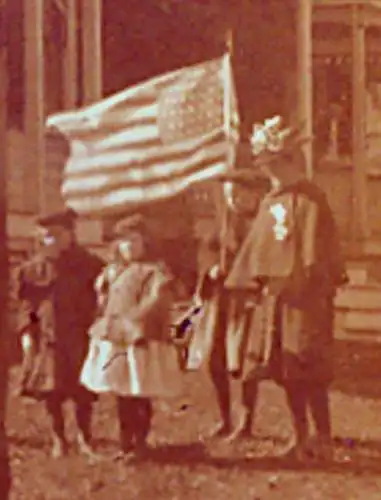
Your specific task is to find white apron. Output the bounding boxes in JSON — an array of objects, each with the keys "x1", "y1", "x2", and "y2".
[{"x1": 80, "y1": 337, "x2": 183, "y2": 399}]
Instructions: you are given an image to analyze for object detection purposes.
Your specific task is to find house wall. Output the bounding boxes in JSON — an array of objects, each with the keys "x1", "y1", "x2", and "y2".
[{"x1": 5, "y1": 0, "x2": 299, "y2": 257}]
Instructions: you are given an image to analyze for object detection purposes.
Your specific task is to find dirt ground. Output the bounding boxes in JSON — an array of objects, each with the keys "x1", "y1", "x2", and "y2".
[{"x1": 6, "y1": 338, "x2": 381, "y2": 500}]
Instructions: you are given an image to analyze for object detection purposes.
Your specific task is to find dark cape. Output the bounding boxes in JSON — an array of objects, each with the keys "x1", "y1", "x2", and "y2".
[
  {"x1": 16, "y1": 244, "x2": 104, "y2": 399},
  {"x1": 225, "y1": 179, "x2": 347, "y2": 383}
]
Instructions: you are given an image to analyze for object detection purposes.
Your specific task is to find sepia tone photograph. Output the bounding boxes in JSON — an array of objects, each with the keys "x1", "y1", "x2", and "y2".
[{"x1": 1, "y1": 0, "x2": 381, "y2": 498}]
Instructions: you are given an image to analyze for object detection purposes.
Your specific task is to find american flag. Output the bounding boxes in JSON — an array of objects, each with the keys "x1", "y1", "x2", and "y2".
[{"x1": 46, "y1": 55, "x2": 239, "y2": 217}]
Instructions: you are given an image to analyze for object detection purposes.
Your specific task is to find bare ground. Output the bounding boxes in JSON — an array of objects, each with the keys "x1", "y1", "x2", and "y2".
[{"x1": 6, "y1": 339, "x2": 381, "y2": 500}]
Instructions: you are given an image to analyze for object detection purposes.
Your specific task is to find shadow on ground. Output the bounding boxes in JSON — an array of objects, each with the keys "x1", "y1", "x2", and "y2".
[
  {"x1": 333, "y1": 339, "x2": 381, "y2": 399},
  {"x1": 110, "y1": 438, "x2": 381, "y2": 475}
]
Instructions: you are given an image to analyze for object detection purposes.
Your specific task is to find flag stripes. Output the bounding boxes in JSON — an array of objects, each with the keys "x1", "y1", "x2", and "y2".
[{"x1": 46, "y1": 55, "x2": 239, "y2": 216}]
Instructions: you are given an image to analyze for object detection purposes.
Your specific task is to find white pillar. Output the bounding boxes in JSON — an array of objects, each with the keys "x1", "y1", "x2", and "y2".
[
  {"x1": 63, "y1": 0, "x2": 78, "y2": 109},
  {"x1": 0, "y1": 29, "x2": 8, "y2": 491},
  {"x1": 351, "y1": 4, "x2": 369, "y2": 242},
  {"x1": 78, "y1": 0, "x2": 104, "y2": 247},
  {"x1": 24, "y1": 0, "x2": 46, "y2": 214},
  {"x1": 81, "y1": 0, "x2": 102, "y2": 104},
  {"x1": 0, "y1": 21, "x2": 7, "y2": 215},
  {"x1": 0, "y1": 13, "x2": 8, "y2": 249},
  {"x1": 297, "y1": 0, "x2": 313, "y2": 179}
]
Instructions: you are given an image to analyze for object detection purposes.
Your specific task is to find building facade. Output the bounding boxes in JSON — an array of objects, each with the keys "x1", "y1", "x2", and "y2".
[
  {"x1": 2, "y1": 0, "x2": 103, "y2": 261},
  {"x1": 2, "y1": 0, "x2": 309, "y2": 258},
  {"x1": 311, "y1": 0, "x2": 381, "y2": 265},
  {"x1": 8, "y1": 1, "x2": 381, "y2": 271}
]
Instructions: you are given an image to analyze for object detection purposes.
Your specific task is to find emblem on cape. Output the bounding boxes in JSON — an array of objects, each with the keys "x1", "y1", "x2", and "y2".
[{"x1": 269, "y1": 203, "x2": 289, "y2": 241}]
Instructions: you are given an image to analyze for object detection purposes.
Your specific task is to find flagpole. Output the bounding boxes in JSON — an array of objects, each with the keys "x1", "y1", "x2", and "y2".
[
  {"x1": 297, "y1": 0, "x2": 313, "y2": 180},
  {"x1": 219, "y1": 29, "x2": 234, "y2": 275},
  {"x1": 0, "y1": 19, "x2": 10, "y2": 498}
]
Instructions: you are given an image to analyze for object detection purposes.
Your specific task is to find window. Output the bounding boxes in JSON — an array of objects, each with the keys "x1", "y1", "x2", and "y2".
[
  {"x1": 365, "y1": 27, "x2": 381, "y2": 164},
  {"x1": 313, "y1": 55, "x2": 353, "y2": 163},
  {"x1": 44, "y1": 1, "x2": 65, "y2": 116},
  {"x1": 312, "y1": 21, "x2": 353, "y2": 164}
]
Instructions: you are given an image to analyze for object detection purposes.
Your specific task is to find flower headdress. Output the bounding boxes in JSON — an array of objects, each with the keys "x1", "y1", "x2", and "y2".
[
  {"x1": 216, "y1": 115, "x2": 311, "y2": 188},
  {"x1": 250, "y1": 115, "x2": 310, "y2": 164}
]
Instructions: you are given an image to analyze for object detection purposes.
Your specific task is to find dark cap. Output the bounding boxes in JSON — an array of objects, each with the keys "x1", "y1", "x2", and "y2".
[
  {"x1": 112, "y1": 213, "x2": 148, "y2": 239},
  {"x1": 37, "y1": 207, "x2": 78, "y2": 230}
]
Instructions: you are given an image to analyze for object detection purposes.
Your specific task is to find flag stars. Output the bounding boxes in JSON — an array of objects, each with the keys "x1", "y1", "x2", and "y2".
[{"x1": 158, "y1": 66, "x2": 225, "y2": 145}]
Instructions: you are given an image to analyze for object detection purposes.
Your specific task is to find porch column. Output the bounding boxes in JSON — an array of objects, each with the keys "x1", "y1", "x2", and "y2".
[
  {"x1": 63, "y1": 0, "x2": 78, "y2": 108},
  {"x1": 297, "y1": 0, "x2": 313, "y2": 179},
  {"x1": 81, "y1": 0, "x2": 102, "y2": 104},
  {"x1": 77, "y1": 0, "x2": 103, "y2": 248},
  {"x1": 24, "y1": 0, "x2": 46, "y2": 214},
  {"x1": 0, "y1": 13, "x2": 11, "y2": 495},
  {"x1": 351, "y1": 4, "x2": 369, "y2": 243},
  {"x1": 0, "y1": 4, "x2": 9, "y2": 338}
]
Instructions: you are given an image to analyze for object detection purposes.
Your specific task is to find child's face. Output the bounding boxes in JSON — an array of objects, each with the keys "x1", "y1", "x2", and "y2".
[
  {"x1": 35, "y1": 227, "x2": 59, "y2": 259},
  {"x1": 41, "y1": 225, "x2": 73, "y2": 257},
  {"x1": 118, "y1": 231, "x2": 145, "y2": 263}
]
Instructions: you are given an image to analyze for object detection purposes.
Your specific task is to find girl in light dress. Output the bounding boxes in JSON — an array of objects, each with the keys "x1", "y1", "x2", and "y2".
[{"x1": 80, "y1": 215, "x2": 183, "y2": 459}]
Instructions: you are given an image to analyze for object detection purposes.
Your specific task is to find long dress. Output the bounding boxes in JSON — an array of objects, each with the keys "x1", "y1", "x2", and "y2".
[{"x1": 80, "y1": 261, "x2": 183, "y2": 399}]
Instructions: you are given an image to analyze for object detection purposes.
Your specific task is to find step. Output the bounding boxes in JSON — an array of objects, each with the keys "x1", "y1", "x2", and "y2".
[
  {"x1": 346, "y1": 267, "x2": 368, "y2": 285},
  {"x1": 334, "y1": 329, "x2": 381, "y2": 343},
  {"x1": 335, "y1": 285, "x2": 381, "y2": 311},
  {"x1": 343, "y1": 310, "x2": 381, "y2": 333}
]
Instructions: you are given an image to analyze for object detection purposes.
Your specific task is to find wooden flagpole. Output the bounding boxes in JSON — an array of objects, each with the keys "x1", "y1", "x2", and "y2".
[
  {"x1": 0, "y1": 6, "x2": 11, "y2": 495},
  {"x1": 24, "y1": 0, "x2": 46, "y2": 215},
  {"x1": 219, "y1": 29, "x2": 235, "y2": 275},
  {"x1": 297, "y1": 0, "x2": 313, "y2": 180}
]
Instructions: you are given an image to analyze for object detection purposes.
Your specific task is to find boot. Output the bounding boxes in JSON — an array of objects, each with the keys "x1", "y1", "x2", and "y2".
[
  {"x1": 112, "y1": 432, "x2": 134, "y2": 461},
  {"x1": 134, "y1": 398, "x2": 152, "y2": 449},
  {"x1": 112, "y1": 397, "x2": 138, "y2": 461}
]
